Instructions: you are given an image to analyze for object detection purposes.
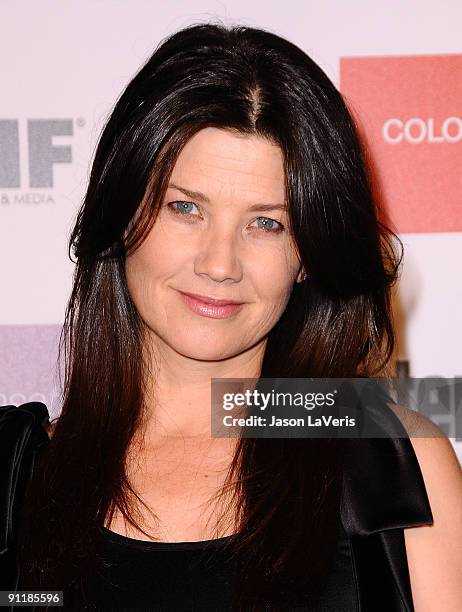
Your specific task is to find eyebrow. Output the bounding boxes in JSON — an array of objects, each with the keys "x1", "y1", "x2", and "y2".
[{"x1": 168, "y1": 182, "x2": 286, "y2": 213}]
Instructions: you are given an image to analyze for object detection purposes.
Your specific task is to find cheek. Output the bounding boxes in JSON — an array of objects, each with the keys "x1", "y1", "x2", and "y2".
[
  {"x1": 125, "y1": 256, "x2": 150, "y2": 315},
  {"x1": 124, "y1": 224, "x2": 173, "y2": 297},
  {"x1": 125, "y1": 248, "x2": 164, "y2": 321},
  {"x1": 254, "y1": 257, "x2": 296, "y2": 316}
]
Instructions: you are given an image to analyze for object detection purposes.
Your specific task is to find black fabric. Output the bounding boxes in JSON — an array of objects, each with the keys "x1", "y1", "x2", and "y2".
[
  {"x1": 0, "y1": 396, "x2": 433, "y2": 611},
  {"x1": 92, "y1": 517, "x2": 357, "y2": 611},
  {"x1": 0, "y1": 402, "x2": 50, "y2": 591}
]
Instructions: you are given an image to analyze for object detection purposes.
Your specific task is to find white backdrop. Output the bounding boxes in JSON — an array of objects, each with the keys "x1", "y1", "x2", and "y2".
[{"x1": 0, "y1": 0, "x2": 460, "y2": 461}]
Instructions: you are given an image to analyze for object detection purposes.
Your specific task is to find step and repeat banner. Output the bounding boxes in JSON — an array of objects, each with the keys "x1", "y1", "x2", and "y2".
[{"x1": 0, "y1": 1, "x2": 461, "y2": 461}]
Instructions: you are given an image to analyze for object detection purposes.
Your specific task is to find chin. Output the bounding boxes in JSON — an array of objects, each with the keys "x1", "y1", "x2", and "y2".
[{"x1": 178, "y1": 339, "x2": 236, "y2": 361}]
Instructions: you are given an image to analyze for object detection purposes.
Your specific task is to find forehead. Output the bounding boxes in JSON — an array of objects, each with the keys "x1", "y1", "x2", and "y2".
[{"x1": 169, "y1": 127, "x2": 286, "y2": 201}]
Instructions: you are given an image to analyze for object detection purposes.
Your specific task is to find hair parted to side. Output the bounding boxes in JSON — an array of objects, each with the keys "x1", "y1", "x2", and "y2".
[{"x1": 16, "y1": 21, "x2": 403, "y2": 611}]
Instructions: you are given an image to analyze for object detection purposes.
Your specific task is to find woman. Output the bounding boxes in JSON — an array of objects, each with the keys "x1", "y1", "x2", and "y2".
[{"x1": 1, "y1": 22, "x2": 461, "y2": 611}]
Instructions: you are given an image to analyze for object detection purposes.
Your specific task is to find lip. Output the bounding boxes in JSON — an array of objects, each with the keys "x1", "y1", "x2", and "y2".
[
  {"x1": 178, "y1": 290, "x2": 245, "y2": 319},
  {"x1": 179, "y1": 291, "x2": 244, "y2": 306}
]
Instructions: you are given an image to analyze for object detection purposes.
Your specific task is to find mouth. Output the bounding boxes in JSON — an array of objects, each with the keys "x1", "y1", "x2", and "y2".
[{"x1": 177, "y1": 290, "x2": 245, "y2": 319}]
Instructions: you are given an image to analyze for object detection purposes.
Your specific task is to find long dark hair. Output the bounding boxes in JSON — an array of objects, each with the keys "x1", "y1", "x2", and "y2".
[{"x1": 16, "y1": 22, "x2": 402, "y2": 610}]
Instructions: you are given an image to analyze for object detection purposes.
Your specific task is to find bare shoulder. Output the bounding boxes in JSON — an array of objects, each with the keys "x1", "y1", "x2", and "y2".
[
  {"x1": 46, "y1": 419, "x2": 58, "y2": 439},
  {"x1": 388, "y1": 403, "x2": 462, "y2": 611},
  {"x1": 388, "y1": 402, "x2": 446, "y2": 438}
]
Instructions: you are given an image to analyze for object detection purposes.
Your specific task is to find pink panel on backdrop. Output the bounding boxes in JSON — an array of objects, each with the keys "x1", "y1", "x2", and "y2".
[
  {"x1": 340, "y1": 55, "x2": 462, "y2": 233},
  {"x1": 0, "y1": 324, "x2": 63, "y2": 415}
]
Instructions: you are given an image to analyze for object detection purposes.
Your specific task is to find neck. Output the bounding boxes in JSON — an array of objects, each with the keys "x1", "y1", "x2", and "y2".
[{"x1": 140, "y1": 334, "x2": 266, "y2": 442}]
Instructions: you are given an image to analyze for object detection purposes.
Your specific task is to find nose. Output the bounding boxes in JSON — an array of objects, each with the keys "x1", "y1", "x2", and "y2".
[{"x1": 194, "y1": 224, "x2": 243, "y2": 283}]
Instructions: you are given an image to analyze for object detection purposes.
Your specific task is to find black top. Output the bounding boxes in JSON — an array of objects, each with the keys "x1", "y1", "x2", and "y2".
[
  {"x1": 95, "y1": 528, "x2": 249, "y2": 610},
  {"x1": 94, "y1": 518, "x2": 356, "y2": 611},
  {"x1": 0, "y1": 391, "x2": 433, "y2": 611}
]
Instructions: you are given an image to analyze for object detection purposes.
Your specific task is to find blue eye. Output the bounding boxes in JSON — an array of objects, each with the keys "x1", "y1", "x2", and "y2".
[
  {"x1": 252, "y1": 217, "x2": 285, "y2": 234},
  {"x1": 166, "y1": 200, "x2": 285, "y2": 235},
  {"x1": 167, "y1": 200, "x2": 200, "y2": 216}
]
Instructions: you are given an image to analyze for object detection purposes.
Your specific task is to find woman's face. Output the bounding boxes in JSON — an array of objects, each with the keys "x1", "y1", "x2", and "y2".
[{"x1": 125, "y1": 127, "x2": 304, "y2": 361}]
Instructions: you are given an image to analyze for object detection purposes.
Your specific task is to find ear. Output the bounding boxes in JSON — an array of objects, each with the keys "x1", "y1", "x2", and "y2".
[{"x1": 295, "y1": 265, "x2": 307, "y2": 284}]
